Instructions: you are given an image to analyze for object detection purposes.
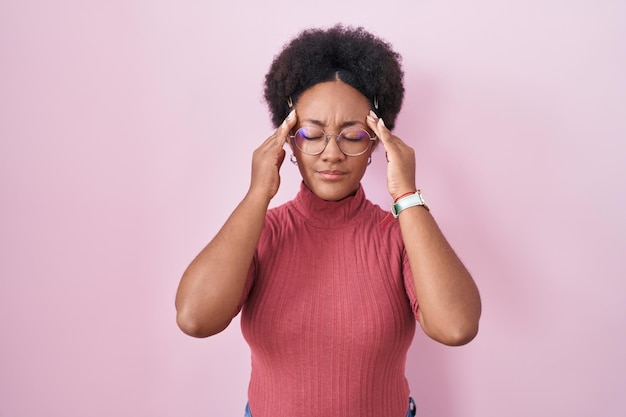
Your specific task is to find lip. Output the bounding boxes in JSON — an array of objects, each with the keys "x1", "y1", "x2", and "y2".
[{"x1": 317, "y1": 170, "x2": 347, "y2": 181}]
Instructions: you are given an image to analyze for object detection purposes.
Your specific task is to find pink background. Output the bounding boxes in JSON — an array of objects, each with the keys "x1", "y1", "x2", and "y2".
[{"x1": 1, "y1": 1, "x2": 625, "y2": 416}]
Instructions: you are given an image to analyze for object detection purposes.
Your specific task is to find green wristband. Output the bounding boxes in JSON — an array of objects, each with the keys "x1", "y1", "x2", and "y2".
[{"x1": 391, "y1": 190, "x2": 429, "y2": 218}]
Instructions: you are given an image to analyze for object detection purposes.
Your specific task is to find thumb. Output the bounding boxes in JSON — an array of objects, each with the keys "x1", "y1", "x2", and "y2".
[
  {"x1": 282, "y1": 109, "x2": 297, "y2": 132},
  {"x1": 276, "y1": 148, "x2": 286, "y2": 167}
]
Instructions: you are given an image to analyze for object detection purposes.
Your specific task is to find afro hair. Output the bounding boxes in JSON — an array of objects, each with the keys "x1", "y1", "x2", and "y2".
[{"x1": 263, "y1": 25, "x2": 404, "y2": 130}]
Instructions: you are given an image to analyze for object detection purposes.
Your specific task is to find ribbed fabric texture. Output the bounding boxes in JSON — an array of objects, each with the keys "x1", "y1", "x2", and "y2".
[{"x1": 239, "y1": 183, "x2": 419, "y2": 417}]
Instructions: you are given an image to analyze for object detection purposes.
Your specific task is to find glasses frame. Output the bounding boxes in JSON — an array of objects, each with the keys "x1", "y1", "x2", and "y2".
[{"x1": 290, "y1": 126, "x2": 377, "y2": 157}]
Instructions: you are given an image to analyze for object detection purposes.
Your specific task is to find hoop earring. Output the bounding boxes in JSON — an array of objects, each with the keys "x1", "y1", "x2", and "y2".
[
  {"x1": 290, "y1": 154, "x2": 298, "y2": 166},
  {"x1": 367, "y1": 156, "x2": 372, "y2": 166}
]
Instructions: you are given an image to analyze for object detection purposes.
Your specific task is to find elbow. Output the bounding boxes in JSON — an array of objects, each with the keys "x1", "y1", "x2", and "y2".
[
  {"x1": 437, "y1": 323, "x2": 480, "y2": 346},
  {"x1": 421, "y1": 312, "x2": 481, "y2": 346},
  {"x1": 176, "y1": 307, "x2": 232, "y2": 338}
]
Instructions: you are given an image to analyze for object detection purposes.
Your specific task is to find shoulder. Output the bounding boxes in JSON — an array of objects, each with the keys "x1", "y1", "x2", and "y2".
[
  {"x1": 260, "y1": 199, "x2": 299, "y2": 241},
  {"x1": 265, "y1": 199, "x2": 294, "y2": 222}
]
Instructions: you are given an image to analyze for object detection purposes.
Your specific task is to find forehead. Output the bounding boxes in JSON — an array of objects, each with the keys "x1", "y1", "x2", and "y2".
[{"x1": 295, "y1": 81, "x2": 371, "y2": 126}]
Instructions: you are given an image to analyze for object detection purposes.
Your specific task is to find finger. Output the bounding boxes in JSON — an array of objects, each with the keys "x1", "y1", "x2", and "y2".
[
  {"x1": 377, "y1": 118, "x2": 397, "y2": 144},
  {"x1": 275, "y1": 109, "x2": 297, "y2": 146},
  {"x1": 276, "y1": 148, "x2": 286, "y2": 167},
  {"x1": 260, "y1": 110, "x2": 297, "y2": 149},
  {"x1": 367, "y1": 110, "x2": 395, "y2": 147},
  {"x1": 366, "y1": 110, "x2": 380, "y2": 137}
]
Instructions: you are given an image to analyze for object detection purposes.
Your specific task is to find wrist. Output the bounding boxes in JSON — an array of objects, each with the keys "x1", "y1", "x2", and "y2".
[
  {"x1": 393, "y1": 190, "x2": 418, "y2": 203},
  {"x1": 245, "y1": 186, "x2": 274, "y2": 207},
  {"x1": 391, "y1": 190, "x2": 429, "y2": 218}
]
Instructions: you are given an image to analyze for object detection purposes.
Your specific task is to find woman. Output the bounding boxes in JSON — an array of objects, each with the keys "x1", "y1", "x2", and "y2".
[{"x1": 175, "y1": 25, "x2": 481, "y2": 417}]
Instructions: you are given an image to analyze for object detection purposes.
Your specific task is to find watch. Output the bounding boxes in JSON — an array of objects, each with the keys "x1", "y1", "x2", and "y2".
[{"x1": 391, "y1": 190, "x2": 429, "y2": 218}]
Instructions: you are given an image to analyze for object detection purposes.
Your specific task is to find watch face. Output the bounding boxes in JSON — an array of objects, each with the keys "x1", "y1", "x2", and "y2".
[{"x1": 417, "y1": 190, "x2": 429, "y2": 211}]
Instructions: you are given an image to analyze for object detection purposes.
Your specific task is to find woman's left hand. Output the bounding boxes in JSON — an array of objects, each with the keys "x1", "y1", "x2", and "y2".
[{"x1": 366, "y1": 110, "x2": 417, "y2": 200}]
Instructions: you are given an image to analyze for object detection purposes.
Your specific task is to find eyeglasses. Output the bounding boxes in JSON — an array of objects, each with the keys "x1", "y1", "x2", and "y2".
[{"x1": 290, "y1": 126, "x2": 377, "y2": 156}]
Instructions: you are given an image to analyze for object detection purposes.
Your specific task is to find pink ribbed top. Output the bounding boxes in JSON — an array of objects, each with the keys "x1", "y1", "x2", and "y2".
[{"x1": 239, "y1": 183, "x2": 419, "y2": 417}]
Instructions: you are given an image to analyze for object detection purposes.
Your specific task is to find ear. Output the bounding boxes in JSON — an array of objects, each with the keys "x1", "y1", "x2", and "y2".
[
  {"x1": 370, "y1": 137, "x2": 380, "y2": 152},
  {"x1": 286, "y1": 135, "x2": 295, "y2": 152}
]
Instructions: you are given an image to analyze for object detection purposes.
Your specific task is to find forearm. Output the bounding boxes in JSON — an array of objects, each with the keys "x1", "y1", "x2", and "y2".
[
  {"x1": 398, "y1": 206, "x2": 481, "y2": 346},
  {"x1": 175, "y1": 190, "x2": 271, "y2": 337}
]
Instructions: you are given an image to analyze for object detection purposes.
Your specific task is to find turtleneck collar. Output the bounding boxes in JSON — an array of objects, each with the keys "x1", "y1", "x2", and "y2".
[{"x1": 290, "y1": 182, "x2": 369, "y2": 229}]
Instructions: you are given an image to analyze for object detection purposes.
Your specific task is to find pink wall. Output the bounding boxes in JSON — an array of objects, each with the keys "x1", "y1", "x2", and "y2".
[{"x1": 1, "y1": 1, "x2": 625, "y2": 416}]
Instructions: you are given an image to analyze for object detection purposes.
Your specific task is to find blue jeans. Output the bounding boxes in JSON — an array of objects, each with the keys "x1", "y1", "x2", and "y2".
[{"x1": 244, "y1": 397, "x2": 416, "y2": 416}]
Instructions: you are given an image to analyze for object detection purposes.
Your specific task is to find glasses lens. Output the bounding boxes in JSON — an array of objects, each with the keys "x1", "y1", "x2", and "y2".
[
  {"x1": 293, "y1": 126, "x2": 373, "y2": 156},
  {"x1": 294, "y1": 126, "x2": 325, "y2": 155},
  {"x1": 338, "y1": 128, "x2": 371, "y2": 155}
]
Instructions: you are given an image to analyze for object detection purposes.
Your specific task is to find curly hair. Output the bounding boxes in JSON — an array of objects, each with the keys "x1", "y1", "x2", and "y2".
[{"x1": 263, "y1": 25, "x2": 405, "y2": 130}]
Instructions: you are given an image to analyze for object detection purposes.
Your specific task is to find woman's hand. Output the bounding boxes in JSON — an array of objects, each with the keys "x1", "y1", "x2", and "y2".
[
  {"x1": 366, "y1": 110, "x2": 417, "y2": 200},
  {"x1": 367, "y1": 112, "x2": 481, "y2": 346},
  {"x1": 249, "y1": 110, "x2": 298, "y2": 200},
  {"x1": 176, "y1": 110, "x2": 298, "y2": 338}
]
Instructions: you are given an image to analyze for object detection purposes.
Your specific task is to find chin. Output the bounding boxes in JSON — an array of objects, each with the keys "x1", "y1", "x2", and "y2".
[{"x1": 308, "y1": 182, "x2": 358, "y2": 202}]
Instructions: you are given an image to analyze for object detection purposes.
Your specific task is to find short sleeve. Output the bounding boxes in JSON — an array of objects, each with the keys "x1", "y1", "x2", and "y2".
[
  {"x1": 234, "y1": 253, "x2": 256, "y2": 316},
  {"x1": 402, "y1": 248, "x2": 420, "y2": 320}
]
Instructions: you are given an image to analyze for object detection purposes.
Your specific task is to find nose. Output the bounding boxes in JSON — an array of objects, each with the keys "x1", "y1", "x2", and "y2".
[{"x1": 320, "y1": 134, "x2": 345, "y2": 161}]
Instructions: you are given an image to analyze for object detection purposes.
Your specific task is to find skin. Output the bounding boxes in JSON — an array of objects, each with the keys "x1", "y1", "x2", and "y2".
[
  {"x1": 175, "y1": 80, "x2": 481, "y2": 345},
  {"x1": 288, "y1": 81, "x2": 374, "y2": 201}
]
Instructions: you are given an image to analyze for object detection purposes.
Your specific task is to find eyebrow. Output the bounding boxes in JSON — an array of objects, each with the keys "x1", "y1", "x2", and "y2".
[{"x1": 301, "y1": 118, "x2": 363, "y2": 129}]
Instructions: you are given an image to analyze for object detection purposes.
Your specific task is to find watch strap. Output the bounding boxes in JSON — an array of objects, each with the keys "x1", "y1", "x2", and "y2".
[{"x1": 391, "y1": 191, "x2": 428, "y2": 218}]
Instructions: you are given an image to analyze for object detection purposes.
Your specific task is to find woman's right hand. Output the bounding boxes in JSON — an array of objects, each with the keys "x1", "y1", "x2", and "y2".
[
  {"x1": 249, "y1": 109, "x2": 298, "y2": 200},
  {"x1": 176, "y1": 111, "x2": 298, "y2": 338}
]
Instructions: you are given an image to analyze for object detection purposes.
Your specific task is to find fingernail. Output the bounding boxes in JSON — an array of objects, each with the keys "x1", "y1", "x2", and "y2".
[
  {"x1": 287, "y1": 109, "x2": 295, "y2": 119},
  {"x1": 379, "y1": 118, "x2": 386, "y2": 127},
  {"x1": 368, "y1": 110, "x2": 378, "y2": 120}
]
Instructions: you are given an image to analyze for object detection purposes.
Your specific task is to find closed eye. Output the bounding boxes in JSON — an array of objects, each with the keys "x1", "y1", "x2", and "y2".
[{"x1": 302, "y1": 133, "x2": 324, "y2": 140}]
